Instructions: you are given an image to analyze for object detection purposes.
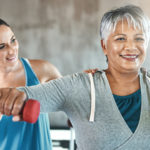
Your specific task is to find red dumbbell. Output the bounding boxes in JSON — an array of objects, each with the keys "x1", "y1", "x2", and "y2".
[{"x1": 22, "y1": 99, "x2": 40, "y2": 124}]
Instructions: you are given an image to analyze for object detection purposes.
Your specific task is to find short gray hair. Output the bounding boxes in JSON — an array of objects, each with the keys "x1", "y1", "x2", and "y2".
[{"x1": 100, "y1": 5, "x2": 150, "y2": 45}]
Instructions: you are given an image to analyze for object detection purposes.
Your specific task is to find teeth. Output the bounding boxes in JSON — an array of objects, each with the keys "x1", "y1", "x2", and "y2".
[{"x1": 122, "y1": 55, "x2": 137, "y2": 58}]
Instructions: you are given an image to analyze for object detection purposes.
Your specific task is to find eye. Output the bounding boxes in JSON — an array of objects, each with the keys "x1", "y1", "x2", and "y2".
[
  {"x1": 11, "y1": 38, "x2": 16, "y2": 43},
  {"x1": 0, "y1": 44, "x2": 5, "y2": 49},
  {"x1": 116, "y1": 37, "x2": 126, "y2": 41},
  {"x1": 135, "y1": 37, "x2": 145, "y2": 41}
]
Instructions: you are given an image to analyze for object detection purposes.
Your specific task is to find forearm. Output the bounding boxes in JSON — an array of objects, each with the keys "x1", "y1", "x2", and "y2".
[
  {"x1": 17, "y1": 80, "x2": 67, "y2": 112},
  {"x1": 18, "y1": 85, "x2": 51, "y2": 113}
]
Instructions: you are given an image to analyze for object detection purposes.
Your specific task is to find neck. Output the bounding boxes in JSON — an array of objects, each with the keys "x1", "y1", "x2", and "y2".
[
  {"x1": 105, "y1": 67, "x2": 140, "y2": 93},
  {"x1": 106, "y1": 67, "x2": 139, "y2": 83},
  {"x1": 105, "y1": 67, "x2": 140, "y2": 96}
]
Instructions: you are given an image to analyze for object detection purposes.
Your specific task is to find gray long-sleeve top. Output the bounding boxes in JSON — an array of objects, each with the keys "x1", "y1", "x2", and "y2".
[{"x1": 18, "y1": 69, "x2": 150, "y2": 150}]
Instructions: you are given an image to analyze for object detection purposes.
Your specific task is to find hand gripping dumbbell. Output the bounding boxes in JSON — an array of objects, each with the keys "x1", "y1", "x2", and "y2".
[{"x1": 22, "y1": 99, "x2": 40, "y2": 123}]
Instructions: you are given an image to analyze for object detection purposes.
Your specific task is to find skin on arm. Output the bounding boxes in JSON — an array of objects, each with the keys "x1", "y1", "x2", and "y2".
[{"x1": 29, "y1": 59, "x2": 62, "y2": 83}]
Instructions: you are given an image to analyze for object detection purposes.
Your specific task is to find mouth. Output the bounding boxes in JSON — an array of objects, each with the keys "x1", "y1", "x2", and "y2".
[
  {"x1": 7, "y1": 56, "x2": 17, "y2": 62},
  {"x1": 120, "y1": 54, "x2": 138, "y2": 61}
]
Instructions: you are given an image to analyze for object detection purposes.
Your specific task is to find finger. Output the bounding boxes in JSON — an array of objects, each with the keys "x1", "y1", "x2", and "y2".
[
  {"x1": 12, "y1": 92, "x2": 27, "y2": 116},
  {"x1": 4, "y1": 88, "x2": 19, "y2": 116},
  {"x1": 91, "y1": 69, "x2": 98, "y2": 74},
  {"x1": 84, "y1": 70, "x2": 88, "y2": 73},
  {"x1": 0, "y1": 88, "x2": 11, "y2": 114},
  {"x1": 84, "y1": 69, "x2": 91, "y2": 73},
  {"x1": 12, "y1": 115, "x2": 22, "y2": 122}
]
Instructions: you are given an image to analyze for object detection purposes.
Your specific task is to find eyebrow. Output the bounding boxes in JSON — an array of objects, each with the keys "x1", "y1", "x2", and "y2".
[
  {"x1": 11, "y1": 35, "x2": 15, "y2": 40},
  {"x1": 113, "y1": 33, "x2": 144, "y2": 37},
  {"x1": 113, "y1": 34, "x2": 126, "y2": 37},
  {"x1": 135, "y1": 34, "x2": 144, "y2": 36}
]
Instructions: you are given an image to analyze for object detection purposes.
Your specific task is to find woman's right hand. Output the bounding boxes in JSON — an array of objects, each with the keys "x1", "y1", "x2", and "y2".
[{"x1": 0, "y1": 88, "x2": 27, "y2": 121}]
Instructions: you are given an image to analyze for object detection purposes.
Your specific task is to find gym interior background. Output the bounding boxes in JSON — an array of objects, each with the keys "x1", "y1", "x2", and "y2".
[{"x1": 1, "y1": 0, "x2": 150, "y2": 149}]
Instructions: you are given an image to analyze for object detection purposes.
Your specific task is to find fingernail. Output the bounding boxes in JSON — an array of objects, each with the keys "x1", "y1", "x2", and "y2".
[
  {"x1": 0, "y1": 113, "x2": 3, "y2": 121},
  {"x1": 12, "y1": 116, "x2": 20, "y2": 122}
]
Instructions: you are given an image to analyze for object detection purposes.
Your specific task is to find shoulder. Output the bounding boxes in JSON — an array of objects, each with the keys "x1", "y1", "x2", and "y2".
[
  {"x1": 28, "y1": 59, "x2": 62, "y2": 83},
  {"x1": 52, "y1": 72, "x2": 90, "y2": 85},
  {"x1": 50, "y1": 72, "x2": 91, "y2": 91},
  {"x1": 72, "y1": 70, "x2": 104, "y2": 81},
  {"x1": 64, "y1": 71, "x2": 104, "y2": 90}
]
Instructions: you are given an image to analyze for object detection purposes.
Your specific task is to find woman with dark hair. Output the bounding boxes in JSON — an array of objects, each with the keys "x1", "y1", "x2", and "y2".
[
  {"x1": 0, "y1": 4, "x2": 150, "y2": 150},
  {"x1": 0, "y1": 19, "x2": 61, "y2": 150}
]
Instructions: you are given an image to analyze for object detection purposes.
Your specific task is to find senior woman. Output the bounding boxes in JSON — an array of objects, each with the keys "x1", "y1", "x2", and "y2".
[
  {"x1": 0, "y1": 4, "x2": 150, "y2": 150},
  {"x1": 0, "y1": 19, "x2": 61, "y2": 150}
]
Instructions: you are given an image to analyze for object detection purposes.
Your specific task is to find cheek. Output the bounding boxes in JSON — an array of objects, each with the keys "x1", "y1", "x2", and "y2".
[
  {"x1": 106, "y1": 43, "x2": 123, "y2": 56},
  {"x1": 111, "y1": 43, "x2": 123, "y2": 51},
  {"x1": 0, "y1": 51, "x2": 6, "y2": 60},
  {"x1": 14, "y1": 42, "x2": 19, "y2": 51},
  {"x1": 138, "y1": 44, "x2": 147, "y2": 54},
  {"x1": 143, "y1": 45, "x2": 147, "y2": 53}
]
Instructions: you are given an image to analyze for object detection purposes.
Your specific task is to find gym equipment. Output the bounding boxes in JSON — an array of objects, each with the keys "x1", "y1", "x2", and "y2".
[{"x1": 22, "y1": 99, "x2": 40, "y2": 123}]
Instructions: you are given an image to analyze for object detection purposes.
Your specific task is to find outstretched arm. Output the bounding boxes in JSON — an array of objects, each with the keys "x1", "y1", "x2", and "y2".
[
  {"x1": 0, "y1": 77, "x2": 68, "y2": 121},
  {"x1": 0, "y1": 73, "x2": 87, "y2": 121}
]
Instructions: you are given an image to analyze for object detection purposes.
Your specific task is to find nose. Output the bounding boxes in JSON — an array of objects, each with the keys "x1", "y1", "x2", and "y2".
[
  {"x1": 124, "y1": 40, "x2": 137, "y2": 51},
  {"x1": 7, "y1": 44, "x2": 16, "y2": 54}
]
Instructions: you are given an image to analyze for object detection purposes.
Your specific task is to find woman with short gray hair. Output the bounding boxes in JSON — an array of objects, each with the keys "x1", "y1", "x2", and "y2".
[{"x1": 0, "y1": 4, "x2": 150, "y2": 150}]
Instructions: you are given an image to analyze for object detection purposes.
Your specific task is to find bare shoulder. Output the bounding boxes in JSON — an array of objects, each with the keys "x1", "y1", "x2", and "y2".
[{"x1": 28, "y1": 59, "x2": 62, "y2": 83}]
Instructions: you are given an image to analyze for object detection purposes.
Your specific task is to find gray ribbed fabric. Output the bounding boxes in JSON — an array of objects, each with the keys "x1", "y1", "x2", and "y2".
[{"x1": 18, "y1": 68, "x2": 150, "y2": 150}]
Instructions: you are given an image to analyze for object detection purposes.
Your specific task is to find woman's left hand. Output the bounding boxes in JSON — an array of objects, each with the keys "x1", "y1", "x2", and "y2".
[{"x1": 84, "y1": 68, "x2": 98, "y2": 74}]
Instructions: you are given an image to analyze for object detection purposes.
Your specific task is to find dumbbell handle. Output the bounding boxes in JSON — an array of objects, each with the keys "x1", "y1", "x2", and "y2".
[{"x1": 22, "y1": 99, "x2": 40, "y2": 123}]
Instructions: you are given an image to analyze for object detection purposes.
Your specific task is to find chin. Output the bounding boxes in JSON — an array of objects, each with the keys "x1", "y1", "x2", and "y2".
[{"x1": 121, "y1": 66, "x2": 140, "y2": 73}]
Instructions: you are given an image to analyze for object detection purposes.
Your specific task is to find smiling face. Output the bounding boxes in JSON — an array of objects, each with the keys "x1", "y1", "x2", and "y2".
[
  {"x1": 0, "y1": 25, "x2": 19, "y2": 69},
  {"x1": 102, "y1": 20, "x2": 147, "y2": 73}
]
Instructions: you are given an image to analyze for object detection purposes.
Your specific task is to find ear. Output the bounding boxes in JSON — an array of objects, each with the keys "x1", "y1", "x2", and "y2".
[{"x1": 101, "y1": 40, "x2": 107, "y2": 55}]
